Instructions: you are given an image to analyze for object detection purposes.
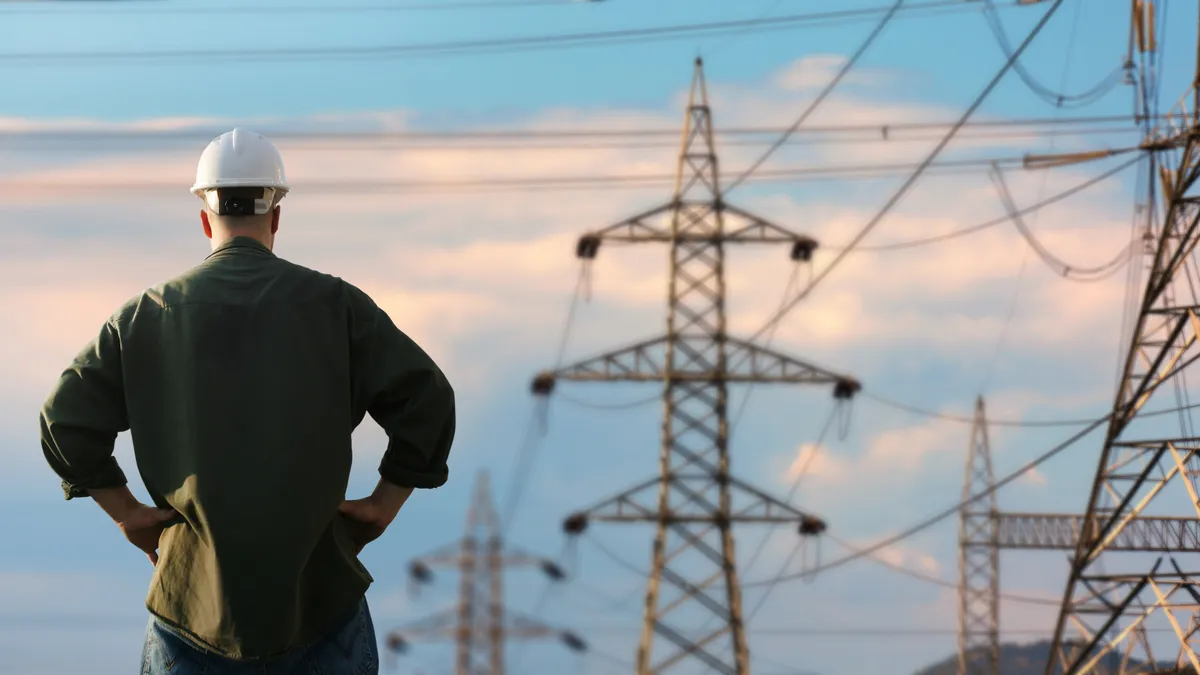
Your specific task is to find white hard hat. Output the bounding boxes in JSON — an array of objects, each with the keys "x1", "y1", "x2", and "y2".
[{"x1": 191, "y1": 128, "x2": 290, "y2": 214}]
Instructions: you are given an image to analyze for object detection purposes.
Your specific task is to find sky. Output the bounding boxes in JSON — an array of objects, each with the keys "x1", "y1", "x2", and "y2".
[{"x1": 0, "y1": 0, "x2": 1198, "y2": 673}]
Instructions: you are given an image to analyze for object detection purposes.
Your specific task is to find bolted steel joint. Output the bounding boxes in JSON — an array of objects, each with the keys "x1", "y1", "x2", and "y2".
[
  {"x1": 576, "y1": 234, "x2": 601, "y2": 260},
  {"x1": 561, "y1": 631, "x2": 588, "y2": 652},
  {"x1": 386, "y1": 633, "x2": 409, "y2": 653},
  {"x1": 790, "y1": 238, "x2": 818, "y2": 262},
  {"x1": 798, "y1": 515, "x2": 827, "y2": 536},
  {"x1": 541, "y1": 560, "x2": 566, "y2": 581},
  {"x1": 563, "y1": 512, "x2": 589, "y2": 535},
  {"x1": 531, "y1": 372, "x2": 556, "y2": 396},
  {"x1": 833, "y1": 378, "x2": 861, "y2": 400},
  {"x1": 408, "y1": 561, "x2": 433, "y2": 584}
]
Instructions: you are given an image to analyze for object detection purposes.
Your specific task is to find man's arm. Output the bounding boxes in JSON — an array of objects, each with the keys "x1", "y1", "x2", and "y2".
[
  {"x1": 347, "y1": 284, "x2": 456, "y2": 493},
  {"x1": 40, "y1": 319, "x2": 131, "y2": 500},
  {"x1": 340, "y1": 284, "x2": 455, "y2": 550},
  {"x1": 40, "y1": 315, "x2": 179, "y2": 565}
]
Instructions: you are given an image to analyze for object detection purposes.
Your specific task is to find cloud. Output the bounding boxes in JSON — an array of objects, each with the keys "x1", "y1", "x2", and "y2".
[
  {"x1": 785, "y1": 442, "x2": 851, "y2": 484},
  {"x1": 871, "y1": 540, "x2": 942, "y2": 576},
  {"x1": 770, "y1": 54, "x2": 882, "y2": 91},
  {"x1": 1022, "y1": 466, "x2": 1048, "y2": 487}
]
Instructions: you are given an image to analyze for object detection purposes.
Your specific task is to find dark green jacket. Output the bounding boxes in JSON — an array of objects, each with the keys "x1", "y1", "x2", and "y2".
[{"x1": 39, "y1": 236, "x2": 456, "y2": 660}]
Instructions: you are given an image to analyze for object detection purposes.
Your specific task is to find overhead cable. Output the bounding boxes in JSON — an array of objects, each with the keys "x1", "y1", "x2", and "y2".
[
  {"x1": 743, "y1": 0, "x2": 1069, "y2": 345},
  {"x1": 741, "y1": 407, "x2": 1107, "y2": 588},
  {"x1": 0, "y1": 113, "x2": 1160, "y2": 142},
  {"x1": 981, "y1": 0, "x2": 1125, "y2": 109},
  {"x1": 841, "y1": 154, "x2": 1142, "y2": 252},
  {"x1": 0, "y1": 0, "x2": 567, "y2": 13},
  {"x1": 0, "y1": 1, "x2": 1023, "y2": 65},
  {"x1": 0, "y1": 151, "x2": 1132, "y2": 196},
  {"x1": 989, "y1": 162, "x2": 1135, "y2": 280},
  {"x1": 723, "y1": 0, "x2": 905, "y2": 193},
  {"x1": 824, "y1": 534, "x2": 1060, "y2": 605},
  {"x1": 861, "y1": 390, "x2": 1200, "y2": 426}
]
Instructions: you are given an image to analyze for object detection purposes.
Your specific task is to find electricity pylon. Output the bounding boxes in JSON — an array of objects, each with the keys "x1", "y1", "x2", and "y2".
[
  {"x1": 530, "y1": 57, "x2": 860, "y2": 675},
  {"x1": 960, "y1": 397, "x2": 1001, "y2": 675},
  {"x1": 1041, "y1": 90, "x2": 1200, "y2": 672},
  {"x1": 385, "y1": 471, "x2": 587, "y2": 675},
  {"x1": 957, "y1": 399, "x2": 1166, "y2": 675}
]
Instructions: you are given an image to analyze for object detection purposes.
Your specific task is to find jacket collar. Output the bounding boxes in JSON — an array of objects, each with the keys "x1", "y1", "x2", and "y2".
[{"x1": 205, "y1": 236, "x2": 275, "y2": 261}]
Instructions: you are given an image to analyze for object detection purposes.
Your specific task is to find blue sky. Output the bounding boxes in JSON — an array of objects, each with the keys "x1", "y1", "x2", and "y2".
[{"x1": 0, "y1": 0, "x2": 1197, "y2": 673}]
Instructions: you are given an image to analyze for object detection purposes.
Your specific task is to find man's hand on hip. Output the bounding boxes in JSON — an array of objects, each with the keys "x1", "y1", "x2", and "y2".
[
  {"x1": 118, "y1": 505, "x2": 178, "y2": 566},
  {"x1": 88, "y1": 486, "x2": 177, "y2": 566},
  {"x1": 339, "y1": 479, "x2": 414, "y2": 555}
]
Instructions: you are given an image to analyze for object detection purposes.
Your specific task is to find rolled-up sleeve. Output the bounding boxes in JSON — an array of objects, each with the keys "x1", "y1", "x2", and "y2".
[
  {"x1": 40, "y1": 318, "x2": 130, "y2": 500},
  {"x1": 347, "y1": 285, "x2": 456, "y2": 489}
]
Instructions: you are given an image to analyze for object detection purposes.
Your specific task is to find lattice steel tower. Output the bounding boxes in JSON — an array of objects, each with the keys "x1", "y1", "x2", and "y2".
[
  {"x1": 385, "y1": 471, "x2": 587, "y2": 675},
  {"x1": 1044, "y1": 97, "x2": 1200, "y2": 672},
  {"x1": 531, "y1": 58, "x2": 859, "y2": 675},
  {"x1": 960, "y1": 397, "x2": 1000, "y2": 675}
]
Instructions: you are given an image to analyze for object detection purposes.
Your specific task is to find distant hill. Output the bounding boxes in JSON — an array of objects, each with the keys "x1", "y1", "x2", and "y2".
[{"x1": 911, "y1": 640, "x2": 1197, "y2": 675}]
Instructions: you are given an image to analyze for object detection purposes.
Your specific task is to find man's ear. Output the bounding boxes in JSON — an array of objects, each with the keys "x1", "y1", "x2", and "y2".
[
  {"x1": 200, "y1": 210, "x2": 213, "y2": 239},
  {"x1": 271, "y1": 205, "x2": 280, "y2": 235}
]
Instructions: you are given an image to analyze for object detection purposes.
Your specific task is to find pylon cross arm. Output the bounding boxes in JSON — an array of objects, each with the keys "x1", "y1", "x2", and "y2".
[
  {"x1": 569, "y1": 472, "x2": 827, "y2": 530},
  {"x1": 533, "y1": 334, "x2": 858, "y2": 389},
  {"x1": 581, "y1": 203, "x2": 675, "y2": 245},
  {"x1": 995, "y1": 513, "x2": 1200, "y2": 552},
  {"x1": 574, "y1": 201, "x2": 818, "y2": 255}
]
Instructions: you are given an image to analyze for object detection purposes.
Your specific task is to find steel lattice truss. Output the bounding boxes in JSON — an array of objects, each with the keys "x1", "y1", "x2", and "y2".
[
  {"x1": 960, "y1": 398, "x2": 1000, "y2": 675},
  {"x1": 996, "y1": 513, "x2": 1200, "y2": 552},
  {"x1": 1046, "y1": 124, "x2": 1200, "y2": 674},
  {"x1": 957, "y1": 399, "x2": 1181, "y2": 675},
  {"x1": 532, "y1": 59, "x2": 858, "y2": 675},
  {"x1": 385, "y1": 472, "x2": 580, "y2": 675}
]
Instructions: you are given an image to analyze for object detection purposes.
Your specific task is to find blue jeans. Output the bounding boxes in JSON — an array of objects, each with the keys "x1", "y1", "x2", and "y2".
[{"x1": 140, "y1": 598, "x2": 379, "y2": 675}]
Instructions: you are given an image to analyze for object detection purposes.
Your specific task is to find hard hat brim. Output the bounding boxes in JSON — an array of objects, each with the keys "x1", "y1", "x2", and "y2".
[{"x1": 191, "y1": 178, "x2": 291, "y2": 195}]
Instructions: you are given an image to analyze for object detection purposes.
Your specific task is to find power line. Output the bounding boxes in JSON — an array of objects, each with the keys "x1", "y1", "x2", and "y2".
[
  {"x1": 724, "y1": 0, "x2": 904, "y2": 193},
  {"x1": 1, "y1": 126, "x2": 1148, "y2": 155},
  {"x1": 844, "y1": 154, "x2": 1142, "y2": 252},
  {"x1": 980, "y1": 0, "x2": 1126, "y2": 109},
  {"x1": 579, "y1": 625, "x2": 1077, "y2": 636},
  {"x1": 861, "y1": 390, "x2": 1200, "y2": 426},
  {"x1": 498, "y1": 265, "x2": 590, "y2": 535},
  {"x1": 0, "y1": 1, "x2": 1023, "y2": 65},
  {"x1": 0, "y1": 0, "x2": 569, "y2": 13},
  {"x1": 0, "y1": 113, "x2": 1159, "y2": 142},
  {"x1": 0, "y1": 151, "x2": 1133, "y2": 196},
  {"x1": 743, "y1": 0, "x2": 1069, "y2": 345},
  {"x1": 824, "y1": 533, "x2": 1060, "y2": 606},
  {"x1": 742, "y1": 405, "x2": 1107, "y2": 589},
  {"x1": 989, "y1": 162, "x2": 1135, "y2": 280}
]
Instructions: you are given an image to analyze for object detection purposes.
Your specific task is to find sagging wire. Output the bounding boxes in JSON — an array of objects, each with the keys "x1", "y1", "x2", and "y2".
[
  {"x1": 738, "y1": 404, "x2": 840, "y2": 582},
  {"x1": 989, "y1": 161, "x2": 1135, "y2": 281},
  {"x1": 555, "y1": 391, "x2": 661, "y2": 411},
  {"x1": 835, "y1": 395, "x2": 854, "y2": 440},
  {"x1": 846, "y1": 155, "x2": 1140, "y2": 253},
  {"x1": 727, "y1": 261, "x2": 804, "y2": 433},
  {"x1": 723, "y1": 0, "x2": 908, "y2": 194},
  {"x1": 498, "y1": 407, "x2": 545, "y2": 536},
  {"x1": 981, "y1": 0, "x2": 1127, "y2": 109},
  {"x1": 499, "y1": 260, "x2": 593, "y2": 535},
  {"x1": 742, "y1": 408, "x2": 1109, "y2": 588},
  {"x1": 740, "y1": 0, "x2": 1071, "y2": 347}
]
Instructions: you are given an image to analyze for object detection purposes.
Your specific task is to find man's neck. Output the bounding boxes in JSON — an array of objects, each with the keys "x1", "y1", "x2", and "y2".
[{"x1": 211, "y1": 231, "x2": 273, "y2": 252}]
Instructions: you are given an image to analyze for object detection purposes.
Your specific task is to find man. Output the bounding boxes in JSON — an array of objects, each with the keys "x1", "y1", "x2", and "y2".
[{"x1": 39, "y1": 128, "x2": 456, "y2": 674}]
